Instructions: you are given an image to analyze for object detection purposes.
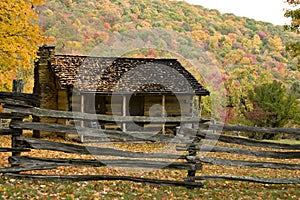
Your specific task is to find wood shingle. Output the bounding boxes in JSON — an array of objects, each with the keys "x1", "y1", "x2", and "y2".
[{"x1": 51, "y1": 55, "x2": 209, "y2": 95}]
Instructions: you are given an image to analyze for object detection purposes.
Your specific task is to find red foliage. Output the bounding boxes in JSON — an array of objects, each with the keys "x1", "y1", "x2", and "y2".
[
  {"x1": 244, "y1": 102, "x2": 274, "y2": 126},
  {"x1": 146, "y1": 49, "x2": 157, "y2": 57},
  {"x1": 258, "y1": 31, "x2": 267, "y2": 39},
  {"x1": 104, "y1": 22, "x2": 111, "y2": 30},
  {"x1": 225, "y1": 106, "x2": 235, "y2": 124}
]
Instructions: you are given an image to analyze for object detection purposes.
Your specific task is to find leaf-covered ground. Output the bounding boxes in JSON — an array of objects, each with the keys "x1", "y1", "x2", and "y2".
[{"x1": 0, "y1": 133, "x2": 299, "y2": 200}]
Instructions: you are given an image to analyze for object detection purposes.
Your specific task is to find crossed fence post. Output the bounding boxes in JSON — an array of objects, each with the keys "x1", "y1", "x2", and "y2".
[{"x1": 10, "y1": 80, "x2": 24, "y2": 166}]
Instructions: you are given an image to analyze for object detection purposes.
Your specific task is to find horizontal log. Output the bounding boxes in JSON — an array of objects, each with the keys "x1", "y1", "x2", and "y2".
[
  {"x1": 0, "y1": 165, "x2": 58, "y2": 173},
  {"x1": 0, "y1": 129, "x2": 13, "y2": 136},
  {"x1": 105, "y1": 112, "x2": 122, "y2": 115},
  {"x1": 0, "y1": 113, "x2": 28, "y2": 119},
  {"x1": 185, "y1": 176, "x2": 300, "y2": 184},
  {"x1": 81, "y1": 139, "x2": 152, "y2": 144},
  {"x1": 17, "y1": 138, "x2": 186, "y2": 159},
  {"x1": 71, "y1": 95, "x2": 81, "y2": 101},
  {"x1": 0, "y1": 92, "x2": 40, "y2": 107},
  {"x1": 144, "y1": 106, "x2": 190, "y2": 111},
  {"x1": 198, "y1": 124, "x2": 300, "y2": 136},
  {"x1": 71, "y1": 103, "x2": 81, "y2": 107},
  {"x1": 4, "y1": 173, "x2": 203, "y2": 188},
  {"x1": 144, "y1": 110, "x2": 190, "y2": 115},
  {"x1": 143, "y1": 124, "x2": 168, "y2": 128},
  {"x1": 9, "y1": 156, "x2": 202, "y2": 171},
  {"x1": 181, "y1": 128, "x2": 300, "y2": 150},
  {"x1": 10, "y1": 121, "x2": 193, "y2": 143},
  {"x1": 167, "y1": 95, "x2": 190, "y2": 100},
  {"x1": 144, "y1": 103, "x2": 188, "y2": 107},
  {"x1": 106, "y1": 103, "x2": 122, "y2": 108},
  {"x1": 179, "y1": 145, "x2": 300, "y2": 159},
  {"x1": 4, "y1": 106, "x2": 210, "y2": 123},
  {"x1": 0, "y1": 148, "x2": 30, "y2": 152},
  {"x1": 186, "y1": 156, "x2": 300, "y2": 170}
]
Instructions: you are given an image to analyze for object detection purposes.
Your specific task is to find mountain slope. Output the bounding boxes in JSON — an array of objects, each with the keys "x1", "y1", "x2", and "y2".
[
  {"x1": 37, "y1": 0, "x2": 297, "y2": 67},
  {"x1": 36, "y1": 0, "x2": 299, "y2": 121}
]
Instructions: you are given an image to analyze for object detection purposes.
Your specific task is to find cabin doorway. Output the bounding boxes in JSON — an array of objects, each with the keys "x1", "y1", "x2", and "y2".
[
  {"x1": 127, "y1": 95, "x2": 145, "y2": 131},
  {"x1": 129, "y1": 95, "x2": 145, "y2": 116}
]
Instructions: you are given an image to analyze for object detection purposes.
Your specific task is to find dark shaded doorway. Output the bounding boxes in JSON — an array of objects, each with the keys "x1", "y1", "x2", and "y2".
[
  {"x1": 129, "y1": 95, "x2": 145, "y2": 116},
  {"x1": 128, "y1": 95, "x2": 145, "y2": 131}
]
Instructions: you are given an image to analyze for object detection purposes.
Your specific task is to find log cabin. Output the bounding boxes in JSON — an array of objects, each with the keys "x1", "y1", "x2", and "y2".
[{"x1": 33, "y1": 46, "x2": 209, "y2": 138}]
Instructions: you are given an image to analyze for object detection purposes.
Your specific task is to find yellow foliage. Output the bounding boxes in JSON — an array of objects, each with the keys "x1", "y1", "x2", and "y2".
[
  {"x1": 224, "y1": 19, "x2": 235, "y2": 27},
  {"x1": 224, "y1": 49, "x2": 245, "y2": 65},
  {"x1": 225, "y1": 65, "x2": 273, "y2": 121},
  {"x1": 241, "y1": 38, "x2": 252, "y2": 52},
  {"x1": 0, "y1": 0, "x2": 46, "y2": 91},
  {"x1": 191, "y1": 30, "x2": 208, "y2": 42},
  {"x1": 165, "y1": 25, "x2": 173, "y2": 30},
  {"x1": 221, "y1": 36, "x2": 233, "y2": 50},
  {"x1": 268, "y1": 36, "x2": 283, "y2": 52},
  {"x1": 240, "y1": 57, "x2": 251, "y2": 65},
  {"x1": 252, "y1": 35, "x2": 262, "y2": 46},
  {"x1": 191, "y1": 23, "x2": 202, "y2": 30}
]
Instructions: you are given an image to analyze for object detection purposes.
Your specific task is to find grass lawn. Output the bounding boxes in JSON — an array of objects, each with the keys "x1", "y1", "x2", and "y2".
[{"x1": 0, "y1": 134, "x2": 299, "y2": 199}]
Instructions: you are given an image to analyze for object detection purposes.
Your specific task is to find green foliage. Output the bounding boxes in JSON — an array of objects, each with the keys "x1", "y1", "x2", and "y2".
[
  {"x1": 223, "y1": 66, "x2": 273, "y2": 124},
  {"x1": 284, "y1": 0, "x2": 300, "y2": 70},
  {"x1": 36, "y1": 0, "x2": 300, "y2": 125},
  {"x1": 290, "y1": 78, "x2": 300, "y2": 97},
  {"x1": 37, "y1": 1, "x2": 297, "y2": 62},
  {"x1": 245, "y1": 81, "x2": 298, "y2": 139},
  {"x1": 1, "y1": 0, "x2": 297, "y2": 125}
]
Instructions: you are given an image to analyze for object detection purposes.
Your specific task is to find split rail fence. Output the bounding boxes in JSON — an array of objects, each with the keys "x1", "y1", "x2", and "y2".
[{"x1": 0, "y1": 91, "x2": 300, "y2": 188}]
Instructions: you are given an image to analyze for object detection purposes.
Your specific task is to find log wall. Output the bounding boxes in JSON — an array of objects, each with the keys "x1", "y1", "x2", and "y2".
[
  {"x1": 57, "y1": 90, "x2": 68, "y2": 137},
  {"x1": 72, "y1": 94, "x2": 195, "y2": 131}
]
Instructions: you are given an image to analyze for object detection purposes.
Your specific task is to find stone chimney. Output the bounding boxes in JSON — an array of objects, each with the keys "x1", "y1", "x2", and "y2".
[
  {"x1": 33, "y1": 46, "x2": 57, "y2": 137},
  {"x1": 34, "y1": 45, "x2": 55, "y2": 95}
]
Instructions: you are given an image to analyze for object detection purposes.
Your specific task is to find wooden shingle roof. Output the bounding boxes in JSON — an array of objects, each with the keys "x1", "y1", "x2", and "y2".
[{"x1": 51, "y1": 55, "x2": 209, "y2": 96}]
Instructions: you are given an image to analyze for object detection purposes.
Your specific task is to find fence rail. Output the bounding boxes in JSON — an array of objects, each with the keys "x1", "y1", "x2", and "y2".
[
  {"x1": 0, "y1": 91, "x2": 300, "y2": 188},
  {"x1": 4, "y1": 105, "x2": 209, "y2": 123}
]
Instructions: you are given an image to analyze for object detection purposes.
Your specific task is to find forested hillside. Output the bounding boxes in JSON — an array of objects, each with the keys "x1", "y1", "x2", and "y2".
[
  {"x1": 37, "y1": 1, "x2": 297, "y2": 63},
  {"x1": 36, "y1": 0, "x2": 299, "y2": 124},
  {"x1": 0, "y1": 0, "x2": 279, "y2": 127},
  {"x1": 38, "y1": 1, "x2": 299, "y2": 77}
]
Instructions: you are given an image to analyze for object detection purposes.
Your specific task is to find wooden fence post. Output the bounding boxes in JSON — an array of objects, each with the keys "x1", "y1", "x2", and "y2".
[
  {"x1": 185, "y1": 122, "x2": 203, "y2": 189},
  {"x1": 186, "y1": 143, "x2": 197, "y2": 188},
  {"x1": 0, "y1": 103, "x2": 2, "y2": 128},
  {"x1": 10, "y1": 80, "x2": 24, "y2": 165}
]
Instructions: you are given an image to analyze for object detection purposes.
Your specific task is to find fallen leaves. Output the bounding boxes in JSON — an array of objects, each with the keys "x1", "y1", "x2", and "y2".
[{"x1": 0, "y1": 134, "x2": 299, "y2": 199}]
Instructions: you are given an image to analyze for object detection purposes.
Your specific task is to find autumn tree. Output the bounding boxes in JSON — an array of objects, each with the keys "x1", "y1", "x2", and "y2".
[
  {"x1": 245, "y1": 81, "x2": 298, "y2": 140},
  {"x1": 284, "y1": 0, "x2": 300, "y2": 70},
  {"x1": 224, "y1": 66, "x2": 273, "y2": 124},
  {"x1": 0, "y1": 0, "x2": 46, "y2": 91}
]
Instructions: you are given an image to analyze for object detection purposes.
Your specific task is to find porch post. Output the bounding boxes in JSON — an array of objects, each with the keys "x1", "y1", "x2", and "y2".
[
  {"x1": 80, "y1": 94, "x2": 84, "y2": 142},
  {"x1": 198, "y1": 96, "x2": 202, "y2": 117},
  {"x1": 122, "y1": 95, "x2": 127, "y2": 132},
  {"x1": 193, "y1": 95, "x2": 201, "y2": 129},
  {"x1": 162, "y1": 95, "x2": 166, "y2": 134}
]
